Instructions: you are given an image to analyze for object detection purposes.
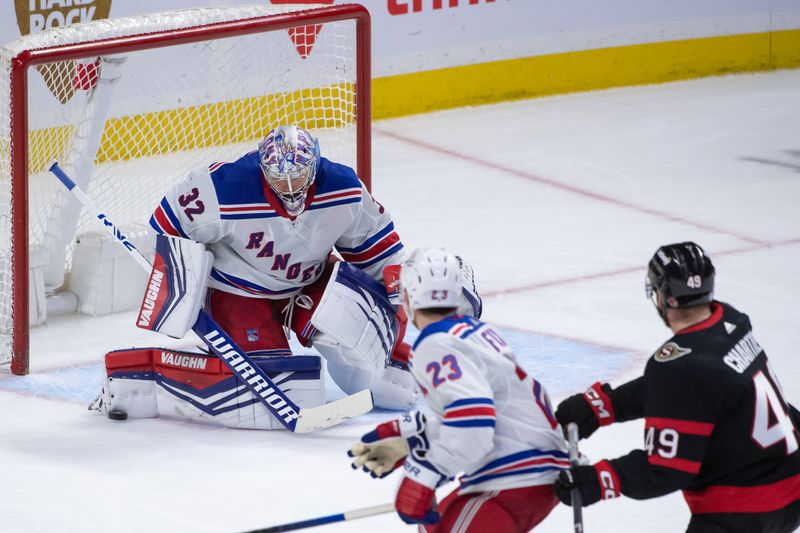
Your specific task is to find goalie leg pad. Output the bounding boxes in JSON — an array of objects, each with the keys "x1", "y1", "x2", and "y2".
[
  {"x1": 372, "y1": 363, "x2": 420, "y2": 410},
  {"x1": 456, "y1": 255, "x2": 483, "y2": 318},
  {"x1": 99, "y1": 348, "x2": 323, "y2": 430},
  {"x1": 136, "y1": 235, "x2": 213, "y2": 338},
  {"x1": 310, "y1": 262, "x2": 411, "y2": 401},
  {"x1": 310, "y1": 261, "x2": 398, "y2": 371},
  {"x1": 316, "y1": 347, "x2": 416, "y2": 410},
  {"x1": 99, "y1": 347, "x2": 158, "y2": 418}
]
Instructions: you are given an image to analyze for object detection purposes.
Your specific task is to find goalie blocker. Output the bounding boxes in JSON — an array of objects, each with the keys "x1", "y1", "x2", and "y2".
[
  {"x1": 93, "y1": 348, "x2": 324, "y2": 430},
  {"x1": 137, "y1": 234, "x2": 213, "y2": 339}
]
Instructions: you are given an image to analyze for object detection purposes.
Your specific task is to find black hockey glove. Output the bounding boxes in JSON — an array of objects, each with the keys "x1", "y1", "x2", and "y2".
[
  {"x1": 554, "y1": 460, "x2": 621, "y2": 507},
  {"x1": 555, "y1": 382, "x2": 615, "y2": 439}
]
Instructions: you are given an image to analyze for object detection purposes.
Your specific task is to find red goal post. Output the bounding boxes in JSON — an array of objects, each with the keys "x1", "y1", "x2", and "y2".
[{"x1": 0, "y1": 4, "x2": 371, "y2": 375}]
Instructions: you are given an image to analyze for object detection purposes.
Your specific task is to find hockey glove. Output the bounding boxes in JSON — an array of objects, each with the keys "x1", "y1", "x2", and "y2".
[
  {"x1": 383, "y1": 264, "x2": 413, "y2": 367},
  {"x1": 349, "y1": 420, "x2": 407, "y2": 479},
  {"x1": 395, "y1": 471, "x2": 440, "y2": 525},
  {"x1": 382, "y1": 264, "x2": 402, "y2": 306},
  {"x1": 395, "y1": 411, "x2": 450, "y2": 525},
  {"x1": 348, "y1": 411, "x2": 429, "y2": 479},
  {"x1": 554, "y1": 460, "x2": 621, "y2": 507},
  {"x1": 555, "y1": 382, "x2": 615, "y2": 439}
]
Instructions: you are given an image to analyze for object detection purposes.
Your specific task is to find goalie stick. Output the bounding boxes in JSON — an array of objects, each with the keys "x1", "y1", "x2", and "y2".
[
  {"x1": 567, "y1": 422, "x2": 584, "y2": 533},
  {"x1": 49, "y1": 162, "x2": 373, "y2": 433},
  {"x1": 239, "y1": 503, "x2": 395, "y2": 532}
]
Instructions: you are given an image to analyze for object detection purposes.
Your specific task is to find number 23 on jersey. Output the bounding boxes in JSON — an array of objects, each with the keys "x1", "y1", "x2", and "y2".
[{"x1": 427, "y1": 354, "x2": 463, "y2": 387}]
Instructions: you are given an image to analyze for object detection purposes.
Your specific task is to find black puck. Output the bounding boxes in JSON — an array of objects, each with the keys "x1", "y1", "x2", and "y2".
[{"x1": 108, "y1": 410, "x2": 128, "y2": 421}]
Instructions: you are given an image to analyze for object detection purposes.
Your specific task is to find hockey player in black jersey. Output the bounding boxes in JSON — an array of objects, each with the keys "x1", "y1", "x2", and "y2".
[{"x1": 553, "y1": 242, "x2": 800, "y2": 532}]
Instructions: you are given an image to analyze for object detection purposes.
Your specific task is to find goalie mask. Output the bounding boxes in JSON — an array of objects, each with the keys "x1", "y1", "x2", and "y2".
[
  {"x1": 400, "y1": 248, "x2": 462, "y2": 317},
  {"x1": 645, "y1": 241, "x2": 715, "y2": 326},
  {"x1": 258, "y1": 125, "x2": 320, "y2": 216}
]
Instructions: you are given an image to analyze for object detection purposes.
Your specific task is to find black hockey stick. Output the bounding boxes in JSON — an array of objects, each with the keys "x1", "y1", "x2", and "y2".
[
  {"x1": 567, "y1": 422, "x2": 584, "y2": 532},
  {"x1": 239, "y1": 503, "x2": 394, "y2": 532},
  {"x1": 49, "y1": 162, "x2": 372, "y2": 432}
]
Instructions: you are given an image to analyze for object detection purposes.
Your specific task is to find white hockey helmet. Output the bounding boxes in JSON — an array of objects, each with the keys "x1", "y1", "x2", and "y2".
[
  {"x1": 400, "y1": 248, "x2": 462, "y2": 315},
  {"x1": 258, "y1": 125, "x2": 320, "y2": 216}
]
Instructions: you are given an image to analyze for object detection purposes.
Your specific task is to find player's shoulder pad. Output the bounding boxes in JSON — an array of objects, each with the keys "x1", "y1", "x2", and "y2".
[
  {"x1": 413, "y1": 315, "x2": 482, "y2": 351},
  {"x1": 207, "y1": 150, "x2": 267, "y2": 205},
  {"x1": 314, "y1": 157, "x2": 363, "y2": 196}
]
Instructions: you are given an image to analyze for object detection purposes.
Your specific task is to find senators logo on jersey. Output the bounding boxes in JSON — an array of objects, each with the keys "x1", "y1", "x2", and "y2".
[{"x1": 654, "y1": 342, "x2": 692, "y2": 363}]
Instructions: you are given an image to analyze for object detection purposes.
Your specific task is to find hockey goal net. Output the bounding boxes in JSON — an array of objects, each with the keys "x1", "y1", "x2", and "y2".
[{"x1": 0, "y1": 3, "x2": 371, "y2": 375}]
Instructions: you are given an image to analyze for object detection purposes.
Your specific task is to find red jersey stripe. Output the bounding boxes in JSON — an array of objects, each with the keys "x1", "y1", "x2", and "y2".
[
  {"x1": 648, "y1": 454, "x2": 702, "y2": 474},
  {"x1": 683, "y1": 473, "x2": 800, "y2": 514},
  {"x1": 313, "y1": 189, "x2": 362, "y2": 203},
  {"x1": 154, "y1": 207, "x2": 181, "y2": 237},
  {"x1": 340, "y1": 232, "x2": 401, "y2": 263},
  {"x1": 647, "y1": 417, "x2": 715, "y2": 436},
  {"x1": 445, "y1": 407, "x2": 496, "y2": 419}
]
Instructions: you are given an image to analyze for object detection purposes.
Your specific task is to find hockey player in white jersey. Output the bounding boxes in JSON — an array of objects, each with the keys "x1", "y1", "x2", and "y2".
[
  {"x1": 94, "y1": 125, "x2": 431, "y2": 428},
  {"x1": 348, "y1": 249, "x2": 567, "y2": 532}
]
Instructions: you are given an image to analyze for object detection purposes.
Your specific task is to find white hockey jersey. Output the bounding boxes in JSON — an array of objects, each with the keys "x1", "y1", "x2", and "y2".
[
  {"x1": 410, "y1": 315, "x2": 569, "y2": 494},
  {"x1": 149, "y1": 152, "x2": 403, "y2": 299}
]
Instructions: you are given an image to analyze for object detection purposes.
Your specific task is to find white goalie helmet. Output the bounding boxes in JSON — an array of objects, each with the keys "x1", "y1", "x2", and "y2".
[
  {"x1": 400, "y1": 248, "x2": 462, "y2": 315},
  {"x1": 258, "y1": 125, "x2": 320, "y2": 216}
]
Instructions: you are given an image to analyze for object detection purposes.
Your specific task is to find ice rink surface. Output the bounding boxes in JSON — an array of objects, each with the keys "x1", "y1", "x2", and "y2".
[{"x1": 2, "y1": 69, "x2": 799, "y2": 532}]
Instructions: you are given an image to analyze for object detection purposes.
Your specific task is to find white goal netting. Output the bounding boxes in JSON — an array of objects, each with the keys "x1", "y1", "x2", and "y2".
[{"x1": 0, "y1": 4, "x2": 365, "y2": 373}]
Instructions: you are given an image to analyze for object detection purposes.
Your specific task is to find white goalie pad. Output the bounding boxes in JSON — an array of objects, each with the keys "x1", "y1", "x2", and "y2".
[
  {"x1": 456, "y1": 255, "x2": 483, "y2": 318},
  {"x1": 136, "y1": 234, "x2": 213, "y2": 338},
  {"x1": 310, "y1": 262, "x2": 398, "y2": 376},
  {"x1": 94, "y1": 349, "x2": 324, "y2": 430},
  {"x1": 310, "y1": 262, "x2": 418, "y2": 409}
]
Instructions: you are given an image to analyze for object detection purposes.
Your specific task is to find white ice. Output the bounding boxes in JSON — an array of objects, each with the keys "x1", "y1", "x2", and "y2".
[{"x1": 2, "y1": 69, "x2": 799, "y2": 533}]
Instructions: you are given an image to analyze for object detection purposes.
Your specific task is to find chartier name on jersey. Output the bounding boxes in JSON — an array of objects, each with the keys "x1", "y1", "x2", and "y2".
[
  {"x1": 148, "y1": 151, "x2": 403, "y2": 299},
  {"x1": 723, "y1": 331, "x2": 764, "y2": 374}
]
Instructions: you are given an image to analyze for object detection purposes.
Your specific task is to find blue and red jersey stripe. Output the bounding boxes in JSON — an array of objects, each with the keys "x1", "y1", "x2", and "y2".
[
  {"x1": 308, "y1": 188, "x2": 362, "y2": 211},
  {"x1": 459, "y1": 448, "x2": 570, "y2": 488},
  {"x1": 338, "y1": 221, "x2": 403, "y2": 267},
  {"x1": 443, "y1": 398, "x2": 496, "y2": 428},
  {"x1": 150, "y1": 198, "x2": 188, "y2": 238}
]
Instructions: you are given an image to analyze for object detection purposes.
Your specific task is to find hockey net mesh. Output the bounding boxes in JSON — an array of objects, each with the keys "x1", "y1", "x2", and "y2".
[{"x1": 0, "y1": 4, "x2": 361, "y2": 371}]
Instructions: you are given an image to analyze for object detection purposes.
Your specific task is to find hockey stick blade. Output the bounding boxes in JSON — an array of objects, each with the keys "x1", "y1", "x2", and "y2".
[
  {"x1": 567, "y1": 422, "x2": 584, "y2": 533},
  {"x1": 49, "y1": 161, "x2": 373, "y2": 432},
  {"x1": 294, "y1": 389, "x2": 373, "y2": 433},
  {"x1": 240, "y1": 502, "x2": 394, "y2": 532}
]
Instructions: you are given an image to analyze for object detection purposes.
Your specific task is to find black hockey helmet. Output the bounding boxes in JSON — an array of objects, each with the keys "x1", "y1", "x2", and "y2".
[{"x1": 646, "y1": 242, "x2": 715, "y2": 309}]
